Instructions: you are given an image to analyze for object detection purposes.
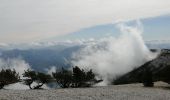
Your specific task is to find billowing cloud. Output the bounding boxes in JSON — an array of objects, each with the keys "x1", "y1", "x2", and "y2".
[
  {"x1": 71, "y1": 21, "x2": 158, "y2": 85},
  {"x1": 0, "y1": 57, "x2": 31, "y2": 78},
  {"x1": 0, "y1": 0, "x2": 170, "y2": 43}
]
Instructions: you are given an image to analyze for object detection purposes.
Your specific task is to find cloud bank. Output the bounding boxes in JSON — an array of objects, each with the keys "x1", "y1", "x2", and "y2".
[
  {"x1": 0, "y1": 0, "x2": 170, "y2": 43},
  {"x1": 71, "y1": 21, "x2": 158, "y2": 85}
]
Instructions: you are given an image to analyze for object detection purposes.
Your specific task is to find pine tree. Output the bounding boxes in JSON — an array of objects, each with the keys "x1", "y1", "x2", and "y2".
[
  {"x1": 52, "y1": 67, "x2": 72, "y2": 88},
  {"x1": 142, "y1": 68, "x2": 154, "y2": 87},
  {"x1": 0, "y1": 69, "x2": 20, "y2": 89},
  {"x1": 23, "y1": 70, "x2": 52, "y2": 89}
]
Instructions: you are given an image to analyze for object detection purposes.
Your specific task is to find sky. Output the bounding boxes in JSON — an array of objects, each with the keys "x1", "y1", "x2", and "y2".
[
  {"x1": 0, "y1": 0, "x2": 170, "y2": 44},
  {"x1": 53, "y1": 15, "x2": 170, "y2": 41}
]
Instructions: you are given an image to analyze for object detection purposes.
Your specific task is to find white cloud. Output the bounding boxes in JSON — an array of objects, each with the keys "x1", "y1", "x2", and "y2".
[
  {"x1": 71, "y1": 21, "x2": 158, "y2": 85},
  {"x1": 0, "y1": 0, "x2": 170, "y2": 43},
  {"x1": 0, "y1": 57, "x2": 31, "y2": 78}
]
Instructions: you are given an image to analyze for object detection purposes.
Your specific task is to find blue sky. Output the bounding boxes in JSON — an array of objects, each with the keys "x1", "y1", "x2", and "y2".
[
  {"x1": 53, "y1": 15, "x2": 170, "y2": 41},
  {"x1": 142, "y1": 15, "x2": 170, "y2": 40}
]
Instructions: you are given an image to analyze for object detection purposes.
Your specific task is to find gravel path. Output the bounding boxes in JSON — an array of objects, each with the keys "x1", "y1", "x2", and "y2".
[{"x1": 0, "y1": 83, "x2": 170, "y2": 100}]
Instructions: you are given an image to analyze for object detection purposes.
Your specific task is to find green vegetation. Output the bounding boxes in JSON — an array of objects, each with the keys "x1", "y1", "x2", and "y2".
[
  {"x1": 52, "y1": 67, "x2": 72, "y2": 88},
  {"x1": 142, "y1": 68, "x2": 154, "y2": 87},
  {"x1": 0, "y1": 69, "x2": 20, "y2": 89},
  {"x1": 23, "y1": 70, "x2": 52, "y2": 89},
  {"x1": 52, "y1": 66, "x2": 97, "y2": 88},
  {"x1": 72, "y1": 66, "x2": 96, "y2": 87}
]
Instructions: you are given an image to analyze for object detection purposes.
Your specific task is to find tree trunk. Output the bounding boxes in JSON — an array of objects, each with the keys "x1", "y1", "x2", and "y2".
[{"x1": 33, "y1": 83, "x2": 44, "y2": 89}]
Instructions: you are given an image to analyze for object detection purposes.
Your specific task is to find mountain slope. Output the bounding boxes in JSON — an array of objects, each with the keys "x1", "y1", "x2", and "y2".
[{"x1": 113, "y1": 49, "x2": 170, "y2": 85}]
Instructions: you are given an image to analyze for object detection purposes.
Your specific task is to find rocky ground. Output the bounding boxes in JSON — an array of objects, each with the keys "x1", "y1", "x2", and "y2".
[{"x1": 0, "y1": 82, "x2": 170, "y2": 100}]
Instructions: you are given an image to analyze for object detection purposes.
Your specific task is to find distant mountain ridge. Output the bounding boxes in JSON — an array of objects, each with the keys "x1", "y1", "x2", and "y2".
[
  {"x1": 146, "y1": 40, "x2": 170, "y2": 49},
  {"x1": 0, "y1": 41, "x2": 169, "y2": 72},
  {"x1": 0, "y1": 45, "x2": 81, "y2": 71}
]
